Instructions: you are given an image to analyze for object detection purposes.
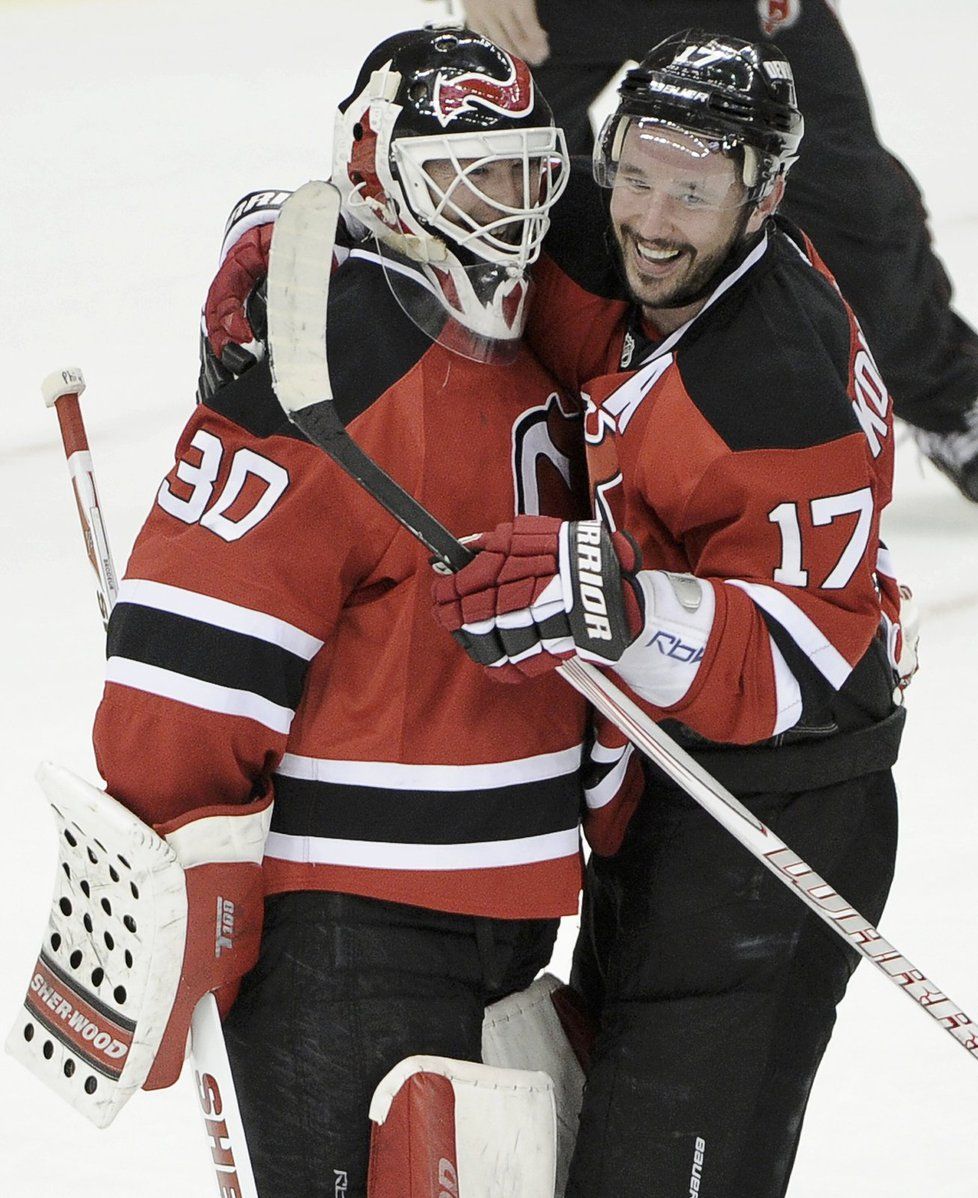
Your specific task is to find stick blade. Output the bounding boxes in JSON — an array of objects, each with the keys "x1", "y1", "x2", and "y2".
[{"x1": 266, "y1": 180, "x2": 341, "y2": 414}]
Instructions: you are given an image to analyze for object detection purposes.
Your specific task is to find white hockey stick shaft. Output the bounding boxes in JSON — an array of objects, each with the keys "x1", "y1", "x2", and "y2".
[
  {"x1": 267, "y1": 180, "x2": 978, "y2": 1064},
  {"x1": 43, "y1": 370, "x2": 261, "y2": 1195},
  {"x1": 42, "y1": 369, "x2": 119, "y2": 627},
  {"x1": 190, "y1": 992, "x2": 260, "y2": 1198},
  {"x1": 559, "y1": 657, "x2": 978, "y2": 1060}
]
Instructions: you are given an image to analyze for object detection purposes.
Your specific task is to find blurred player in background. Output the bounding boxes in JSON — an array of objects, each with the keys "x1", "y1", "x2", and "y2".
[{"x1": 455, "y1": 0, "x2": 978, "y2": 500}]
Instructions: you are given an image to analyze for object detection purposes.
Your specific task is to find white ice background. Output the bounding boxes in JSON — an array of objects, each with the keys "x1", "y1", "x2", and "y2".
[{"x1": 1, "y1": 0, "x2": 976, "y2": 1193}]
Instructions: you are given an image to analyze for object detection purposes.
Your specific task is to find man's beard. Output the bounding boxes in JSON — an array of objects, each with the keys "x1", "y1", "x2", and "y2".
[{"x1": 614, "y1": 205, "x2": 753, "y2": 312}]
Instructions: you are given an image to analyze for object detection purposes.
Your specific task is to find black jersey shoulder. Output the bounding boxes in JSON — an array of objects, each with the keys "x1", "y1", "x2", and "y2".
[
  {"x1": 542, "y1": 157, "x2": 628, "y2": 301},
  {"x1": 202, "y1": 250, "x2": 433, "y2": 440},
  {"x1": 326, "y1": 248, "x2": 434, "y2": 422},
  {"x1": 675, "y1": 220, "x2": 861, "y2": 452},
  {"x1": 203, "y1": 357, "x2": 304, "y2": 441}
]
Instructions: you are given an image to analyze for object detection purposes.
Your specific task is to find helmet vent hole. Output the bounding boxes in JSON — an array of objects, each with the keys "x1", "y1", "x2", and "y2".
[
  {"x1": 352, "y1": 122, "x2": 363, "y2": 141},
  {"x1": 407, "y1": 82, "x2": 428, "y2": 105}
]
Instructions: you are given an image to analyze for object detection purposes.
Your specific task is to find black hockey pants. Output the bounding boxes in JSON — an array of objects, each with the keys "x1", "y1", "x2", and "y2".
[
  {"x1": 566, "y1": 767, "x2": 898, "y2": 1198},
  {"x1": 532, "y1": 0, "x2": 978, "y2": 432},
  {"x1": 222, "y1": 892, "x2": 558, "y2": 1198}
]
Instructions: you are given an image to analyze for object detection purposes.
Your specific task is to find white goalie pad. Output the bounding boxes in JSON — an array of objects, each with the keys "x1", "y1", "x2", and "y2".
[
  {"x1": 368, "y1": 1055, "x2": 556, "y2": 1198},
  {"x1": 7, "y1": 764, "x2": 187, "y2": 1127},
  {"x1": 6, "y1": 763, "x2": 270, "y2": 1129},
  {"x1": 482, "y1": 973, "x2": 589, "y2": 1198}
]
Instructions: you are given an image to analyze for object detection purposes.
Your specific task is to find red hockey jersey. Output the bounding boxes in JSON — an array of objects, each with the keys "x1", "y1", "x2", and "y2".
[
  {"x1": 528, "y1": 168, "x2": 906, "y2": 829},
  {"x1": 94, "y1": 246, "x2": 588, "y2": 919}
]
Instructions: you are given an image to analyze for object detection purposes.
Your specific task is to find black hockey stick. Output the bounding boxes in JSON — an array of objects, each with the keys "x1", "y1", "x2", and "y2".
[
  {"x1": 264, "y1": 181, "x2": 472, "y2": 575},
  {"x1": 267, "y1": 180, "x2": 978, "y2": 1062}
]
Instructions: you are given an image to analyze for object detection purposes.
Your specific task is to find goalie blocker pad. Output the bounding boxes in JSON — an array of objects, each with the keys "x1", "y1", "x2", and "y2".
[
  {"x1": 368, "y1": 1056, "x2": 556, "y2": 1198},
  {"x1": 6, "y1": 763, "x2": 271, "y2": 1128}
]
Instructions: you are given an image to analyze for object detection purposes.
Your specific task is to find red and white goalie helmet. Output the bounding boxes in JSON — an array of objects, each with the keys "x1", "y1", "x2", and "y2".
[{"x1": 332, "y1": 27, "x2": 568, "y2": 357}]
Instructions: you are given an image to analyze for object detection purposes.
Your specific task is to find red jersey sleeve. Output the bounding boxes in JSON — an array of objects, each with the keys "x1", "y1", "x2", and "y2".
[{"x1": 93, "y1": 402, "x2": 403, "y2": 826}]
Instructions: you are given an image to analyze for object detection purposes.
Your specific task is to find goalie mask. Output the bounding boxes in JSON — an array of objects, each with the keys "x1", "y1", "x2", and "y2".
[{"x1": 333, "y1": 27, "x2": 569, "y2": 360}]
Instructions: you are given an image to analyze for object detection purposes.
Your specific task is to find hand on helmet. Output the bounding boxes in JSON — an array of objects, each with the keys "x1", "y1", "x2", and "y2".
[{"x1": 461, "y1": 0, "x2": 550, "y2": 66}]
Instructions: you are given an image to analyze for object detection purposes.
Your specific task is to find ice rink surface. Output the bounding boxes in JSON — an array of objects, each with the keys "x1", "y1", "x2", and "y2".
[{"x1": 1, "y1": 0, "x2": 976, "y2": 1192}]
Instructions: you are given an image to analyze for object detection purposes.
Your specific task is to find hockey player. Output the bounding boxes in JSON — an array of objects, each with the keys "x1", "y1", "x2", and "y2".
[
  {"x1": 433, "y1": 32, "x2": 913, "y2": 1196},
  {"x1": 91, "y1": 28, "x2": 588, "y2": 1198},
  {"x1": 457, "y1": 0, "x2": 978, "y2": 500}
]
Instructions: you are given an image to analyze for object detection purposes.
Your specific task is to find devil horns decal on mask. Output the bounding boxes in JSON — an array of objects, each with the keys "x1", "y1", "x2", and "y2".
[{"x1": 432, "y1": 51, "x2": 535, "y2": 127}]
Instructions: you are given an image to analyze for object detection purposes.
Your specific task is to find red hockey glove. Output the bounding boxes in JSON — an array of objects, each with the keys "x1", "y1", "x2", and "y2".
[
  {"x1": 198, "y1": 223, "x2": 274, "y2": 401},
  {"x1": 198, "y1": 203, "x2": 356, "y2": 401},
  {"x1": 432, "y1": 516, "x2": 643, "y2": 682}
]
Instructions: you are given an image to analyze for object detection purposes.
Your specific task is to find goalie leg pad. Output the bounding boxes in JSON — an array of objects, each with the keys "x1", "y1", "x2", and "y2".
[
  {"x1": 482, "y1": 973, "x2": 594, "y2": 1198},
  {"x1": 6, "y1": 763, "x2": 271, "y2": 1127},
  {"x1": 368, "y1": 1055, "x2": 556, "y2": 1198}
]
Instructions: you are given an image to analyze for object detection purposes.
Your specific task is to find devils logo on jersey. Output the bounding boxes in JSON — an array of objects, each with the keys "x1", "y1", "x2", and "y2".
[
  {"x1": 512, "y1": 391, "x2": 587, "y2": 518},
  {"x1": 432, "y1": 48, "x2": 535, "y2": 128}
]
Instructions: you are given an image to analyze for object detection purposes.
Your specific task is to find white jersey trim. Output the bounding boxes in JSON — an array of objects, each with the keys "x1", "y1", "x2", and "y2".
[
  {"x1": 276, "y1": 744, "x2": 583, "y2": 792},
  {"x1": 117, "y1": 578, "x2": 323, "y2": 659},
  {"x1": 584, "y1": 741, "x2": 635, "y2": 811},
  {"x1": 106, "y1": 657, "x2": 295, "y2": 735},
  {"x1": 769, "y1": 636, "x2": 804, "y2": 736},
  {"x1": 639, "y1": 232, "x2": 770, "y2": 366},
  {"x1": 349, "y1": 247, "x2": 441, "y2": 298},
  {"x1": 264, "y1": 828, "x2": 580, "y2": 871},
  {"x1": 725, "y1": 579, "x2": 853, "y2": 688},
  {"x1": 876, "y1": 543, "x2": 897, "y2": 580}
]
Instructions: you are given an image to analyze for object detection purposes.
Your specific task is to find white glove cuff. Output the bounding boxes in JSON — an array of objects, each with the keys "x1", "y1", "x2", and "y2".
[{"x1": 615, "y1": 570, "x2": 715, "y2": 707}]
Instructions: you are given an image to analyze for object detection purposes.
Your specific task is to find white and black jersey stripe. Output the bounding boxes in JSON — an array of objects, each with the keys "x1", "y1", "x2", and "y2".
[
  {"x1": 583, "y1": 738, "x2": 635, "y2": 812},
  {"x1": 266, "y1": 746, "x2": 583, "y2": 872},
  {"x1": 106, "y1": 579, "x2": 322, "y2": 734}
]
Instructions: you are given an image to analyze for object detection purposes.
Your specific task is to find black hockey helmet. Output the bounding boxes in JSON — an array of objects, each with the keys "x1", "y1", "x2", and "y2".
[
  {"x1": 332, "y1": 27, "x2": 568, "y2": 353},
  {"x1": 594, "y1": 29, "x2": 804, "y2": 202}
]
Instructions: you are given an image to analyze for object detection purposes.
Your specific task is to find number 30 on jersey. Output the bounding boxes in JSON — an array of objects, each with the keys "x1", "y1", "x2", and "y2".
[{"x1": 157, "y1": 429, "x2": 289, "y2": 542}]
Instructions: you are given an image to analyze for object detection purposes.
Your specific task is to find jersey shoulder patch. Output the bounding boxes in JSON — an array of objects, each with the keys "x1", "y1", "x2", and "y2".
[
  {"x1": 326, "y1": 249, "x2": 433, "y2": 425},
  {"x1": 202, "y1": 358, "x2": 303, "y2": 441}
]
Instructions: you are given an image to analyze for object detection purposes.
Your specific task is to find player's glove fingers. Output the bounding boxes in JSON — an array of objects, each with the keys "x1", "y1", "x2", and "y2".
[
  {"x1": 476, "y1": 514, "x2": 562, "y2": 558},
  {"x1": 449, "y1": 624, "x2": 531, "y2": 684},
  {"x1": 203, "y1": 224, "x2": 273, "y2": 364},
  {"x1": 432, "y1": 520, "x2": 562, "y2": 626},
  {"x1": 431, "y1": 548, "x2": 505, "y2": 631}
]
